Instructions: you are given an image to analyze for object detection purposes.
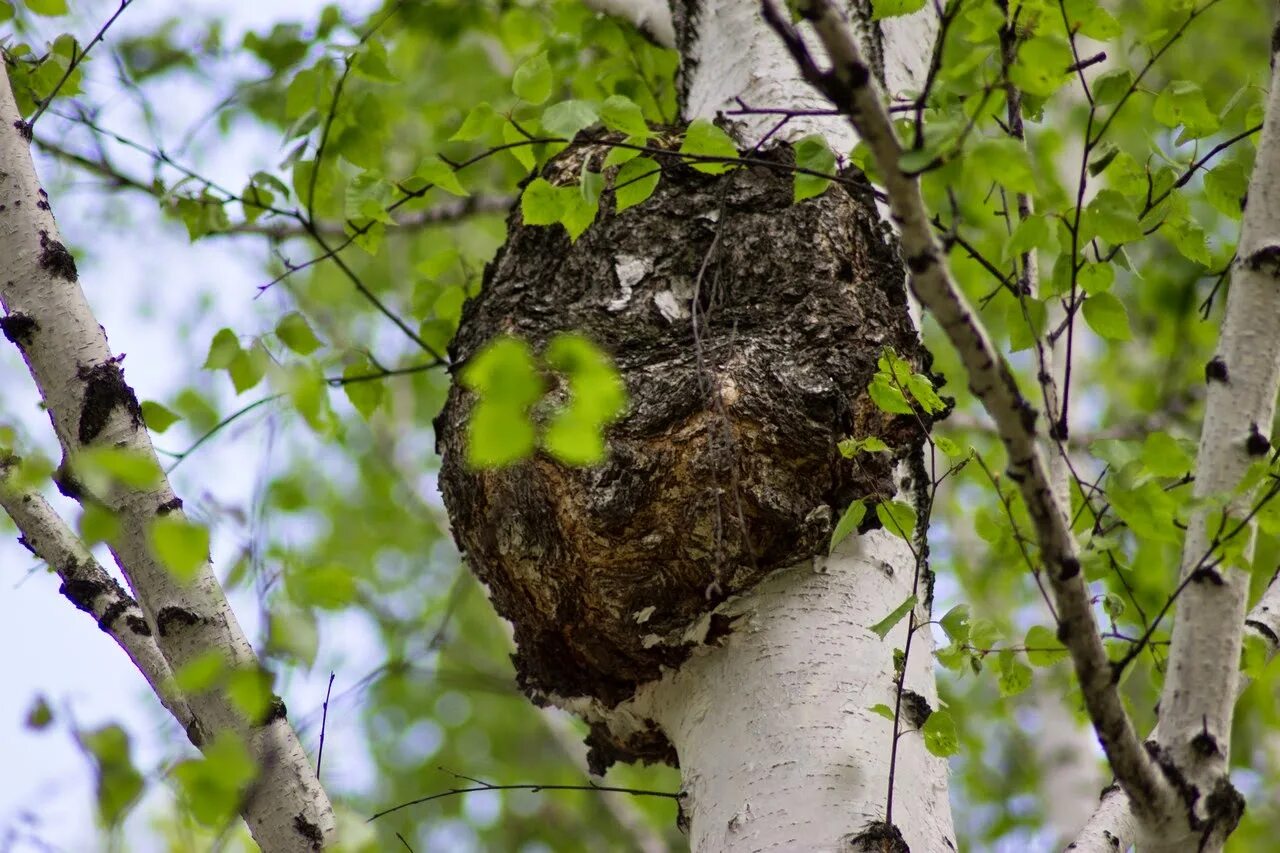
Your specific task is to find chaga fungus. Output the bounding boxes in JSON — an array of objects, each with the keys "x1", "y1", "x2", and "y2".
[{"x1": 436, "y1": 134, "x2": 935, "y2": 761}]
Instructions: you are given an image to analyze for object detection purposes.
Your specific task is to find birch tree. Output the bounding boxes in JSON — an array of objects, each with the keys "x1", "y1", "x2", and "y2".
[{"x1": 3, "y1": 0, "x2": 1280, "y2": 851}]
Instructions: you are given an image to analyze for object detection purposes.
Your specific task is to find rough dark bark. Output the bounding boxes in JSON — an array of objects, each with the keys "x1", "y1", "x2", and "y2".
[{"x1": 436, "y1": 136, "x2": 933, "y2": 761}]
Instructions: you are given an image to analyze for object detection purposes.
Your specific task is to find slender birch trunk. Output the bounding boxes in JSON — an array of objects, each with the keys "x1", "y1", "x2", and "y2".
[{"x1": 0, "y1": 65, "x2": 336, "y2": 852}]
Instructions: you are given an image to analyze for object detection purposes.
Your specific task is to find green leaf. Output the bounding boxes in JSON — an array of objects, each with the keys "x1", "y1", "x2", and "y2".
[
  {"x1": 415, "y1": 155, "x2": 468, "y2": 197},
  {"x1": 1205, "y1": 161, "x2": 1248, "y2": 219},
  {"x1": 1141, "y1": 431, "x2": 1193, "y2": 477},
  {"x1": 275, "y1": 312, "x2": 322, "y2": 355},
  {"x1": 898, "y1": 147, "x2": 939, "y2": 174},
  {"x1": 793, "y1": 134, "x2": 836, "y2": 201},
  {"x1": 1089, "y1": 143, "x2": 1120, "y2": 177},
  {"x1": 1078, "y1": 263, "x2": 1114, "y2": 295},
  {"x1": 1153, "y1": 80, "x2": 1220, "y2": 140},
  {"x1": 557, "y1": 186, "x2": 599, "y2": 240},
  {"x1": 877, "y1": 500, "x2": 918, "y2": 541},
  {"x1": 838, "y1": 436, "x2": 890, "y2": 456},
  {"x1": 452, "y1": 102, "x2": 497, "y2": 142},
  {"x1": 80, "y1": 725, "x2": 144, "y2": 825},
  {"x1": 461, "y1": 336, "x2": 543, "y2": 468},
  {"x1": 1011, "y1": 37, "x2": 1072, "y2": 97},
  {"x1": 521, "y1": 177, "x2": 563, "y2": 225},
  {"x1": 906, "y1": 373, "x2": 945, "y2": 414},
  {"x1": 940, "y1": 605, "x2": 970, "y2": 642},
  {"x1": 149, "y1": 516, "x2": 210, "y2": 583},
  {"x1": 872, "y1": 0, "x2": 927, "y2": 19},
  {"x1": 868, "y1": 374, "x2": 914, "y2": 414},
  {"x1": 240, "y1": 180, "x2": 275, "y2": 222},
  {"x1": 614, "y1": 157, "x2": 661, "y2": 211},
  {"x1": 73, "y1": 447, "x2": 163, "y2": 492},
  {"x1": 599, "y1": 95, "x2": 650, "y2": 137},
  {"x1": 468, "y1": 403, "x2": 536, "y2": 468},
  {"x1": 541, "y1": 99, "x2": 599, "y2": 139},
  {"x1": 228, "y1": 344, "x2": 269, "y2": 394},
  {"x1": 1092, "y1": 69, "x2": 1132, "y2": 105},
  {"x1": 353, "y1": 39, "x2": 396, "y2": 82},
  {"x1": 969, "y1": 618, "x2": 1000, "y2": 650},
  {"x1": 997, "y1": 650, "x2": 1032, "y2": 696},
  {"x1": 226, "y1": 667, "x2": 273, "y2": 722},
  {"x1": 512, "y1": 52, "x2": 552, "y2": 105},
  {"x1": 79, "y1": 503, "x2": 120, "y2": 547},
  {"x1": 543, "y1": 333, "x2": 627, "y2": 464},
  {"x1": 679, "y1": 119, "x2": 738, "y2": 174},
  {"x1": 1163, "y1": 218, "x2": 1212, "y2": 266},
  {"x1": 1082, "y1": 292, "x2": 1132, "y2": 341},
  {"x1": 830, "y1": 499, "x2": 867, "y2": 553},
  {"x1": 140, "y1": 401, "x2": 181, "y2": 434},
  {"x1": 1242, "y1": 632, "x2": 1272, "y2": 679},
  {"x1": 870, "y1": 594, "x2": 917, "y2": 640},
  {"x1": 1024, "y1": 625, "x2": 1069, "y2": 666},
  {"x1": 503, "y1": 120, "x2": 537, "y2": 170},
  {"x1": 1063, "y1": 0, "x2": 1120, "y2": 39},
  {"x1": 921, "y1": 709, "x2": 959, "y2": 756},
  {"x1": 971, "y1": 138, "x2": 1036, "y2": 193},
  {"x1": 933, "y1": 435, "x2": 969, "y2": 457},
  {"x1": 1081, "y1": 190, "x2": 1143, "y2": 245},
  {"x1": 203, "y1": 328, "x2": 241, "y2": 370},
  {"x1": 342, "y1": 361, "x2": 386, "y2": 419},
  {"x1": 288, "y1": 562, "x2": 358, "y2": 610},
  {"x1": 267, "y1": 606, "x2": 319, "y2": 668},
  {"x1": 24, "y1": 0, "x2": 68, "y2": 15},
  {"x1": 1004, "y1": 215, "x2": 1053, "y2": 262},
  {"x1": 172, "y1": 732, "x2": 256, "y2": 826},
  {"x1": 870, "y1": 703, "x2": 897, "y2": 721},
  {"x1": 174, "y1": 650, "x2": 227, "y2": 694}
]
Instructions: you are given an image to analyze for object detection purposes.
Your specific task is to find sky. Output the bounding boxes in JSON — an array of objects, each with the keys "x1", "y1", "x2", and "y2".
[{"x1": 0, "y1": 2, "x2": 382, "y2": 850}]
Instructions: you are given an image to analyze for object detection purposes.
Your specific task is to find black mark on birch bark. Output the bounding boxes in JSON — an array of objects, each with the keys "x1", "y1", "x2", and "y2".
[
  {"x1": 156, "y1": 606, "x2": 202, "y2": 637},
  {"x1": 37, "y1": 231, "x2": 77, "y2": 282},
  {"x1": 77, "y1": 358, "x2": 144, "y2": 445},
  {"x1": 0, "y1": 312, "x2": 37, "y2": 347}
]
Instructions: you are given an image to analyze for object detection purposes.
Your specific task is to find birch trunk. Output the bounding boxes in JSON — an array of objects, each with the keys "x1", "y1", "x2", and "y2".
[
  {"x1": 0, "y1": 66, "x2": 336, "y2": 852},
  {"x1": 441, "y1": 2, "x2": 955, "y2": 850},
  {"x1": 656, "y1": 6, "x2": 954, "y2": 848}
]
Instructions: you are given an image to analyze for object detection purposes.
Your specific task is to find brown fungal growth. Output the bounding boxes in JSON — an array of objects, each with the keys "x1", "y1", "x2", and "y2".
[{"x1": 436, "y1": 133, "x2": 936, "y2": 762}]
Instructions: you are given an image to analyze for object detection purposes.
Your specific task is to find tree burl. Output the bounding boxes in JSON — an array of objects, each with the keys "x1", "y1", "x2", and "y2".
[{"x1": 436, "y1": 135, "x2": 936, "y2": 765}]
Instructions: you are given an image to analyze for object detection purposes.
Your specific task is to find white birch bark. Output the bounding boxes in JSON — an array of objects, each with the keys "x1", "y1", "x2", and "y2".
[
  {"x1": 676, "y1": 0, "x2": 935, "y2": 149},
  {"x1": 0, "y1": 70, "x2": 335, "y2": 851},
  {"x1": 564, "y1": 530, "x2": 954, "y2": 852},
  {"x1": 641, "y1": 531, "x2": 952, "y2": 852}
]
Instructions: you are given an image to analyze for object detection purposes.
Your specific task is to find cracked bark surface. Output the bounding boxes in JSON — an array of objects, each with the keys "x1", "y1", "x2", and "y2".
[{"x1": 437, "y1": 139, "x2": 936, "y2": 757}]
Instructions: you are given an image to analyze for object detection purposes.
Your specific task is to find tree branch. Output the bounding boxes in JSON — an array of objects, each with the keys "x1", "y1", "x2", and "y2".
[
  {"x1": 0, "y1": 454, "x2": 195, "y2": 735},
  {"x1": 0, "y1": 69, "x2": 335, "y2": 851},
  {"x1": 32, "y1": 136, "x2": 513, "y2": 240},
  {"x1": 761, "y1": 0, "x2": 1176, "y2": 829}
]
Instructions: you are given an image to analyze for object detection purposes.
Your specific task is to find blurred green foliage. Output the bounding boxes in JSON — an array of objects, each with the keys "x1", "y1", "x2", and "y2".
[{"x1": 3, "y1": 0, "x2": 1280, "y2": 849}]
